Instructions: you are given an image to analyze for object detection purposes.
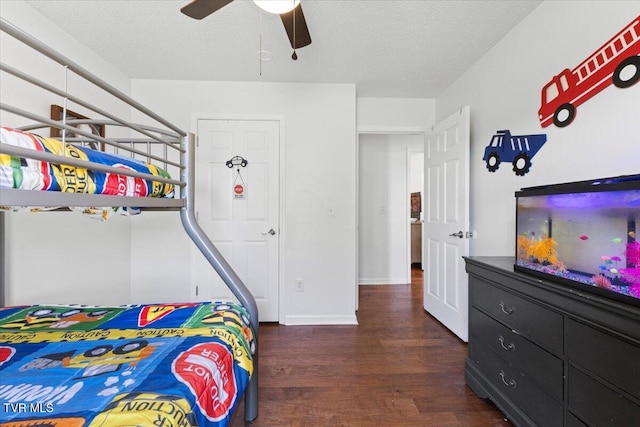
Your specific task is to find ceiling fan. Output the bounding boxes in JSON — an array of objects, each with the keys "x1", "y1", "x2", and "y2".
[{"x1": 181, "y1": 0, "x2": 312, "y2": 60}]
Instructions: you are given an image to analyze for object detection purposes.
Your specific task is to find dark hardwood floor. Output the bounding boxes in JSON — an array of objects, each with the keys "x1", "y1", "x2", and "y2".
[{"x1": 231, "y1": 268, "x2": 511, "y2": 426}]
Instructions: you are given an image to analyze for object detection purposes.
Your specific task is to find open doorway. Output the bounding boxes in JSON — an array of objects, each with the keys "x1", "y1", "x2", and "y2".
[{"x1": 357, "y1": 132, "x2": 425, "y2": 286}]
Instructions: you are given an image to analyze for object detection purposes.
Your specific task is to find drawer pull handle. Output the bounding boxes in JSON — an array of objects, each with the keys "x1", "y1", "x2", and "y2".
[
  {"x1": 498, "y1": 336, "x2": 515, "y2": 351},
  {"x1": 499, "y1": 370, "x2": 516, "y2": 388},
  {"x1": 499, "y1": 301, "x2": 515, "y2": 315}
]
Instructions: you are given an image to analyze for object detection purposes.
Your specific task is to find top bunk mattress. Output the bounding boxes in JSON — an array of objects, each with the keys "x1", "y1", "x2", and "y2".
[{"x1": 0, "y1": 126, "x2": 175, "y2": 199}]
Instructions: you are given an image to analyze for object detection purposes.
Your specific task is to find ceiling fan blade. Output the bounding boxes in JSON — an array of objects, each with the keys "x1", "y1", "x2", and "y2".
[
  {"x1": 180, "y1": 0, "x2": 234, "y2": 20},
  {"x1": 280, "y1": 3, "x2": 312, "y2": 49}
]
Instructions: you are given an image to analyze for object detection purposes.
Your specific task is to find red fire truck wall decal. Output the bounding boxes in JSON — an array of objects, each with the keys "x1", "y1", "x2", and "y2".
[
  {"x1": 483, "y1": 130, "x2": 547, "y2": 176},
  {"x1": 539, "y1": 15, "x2": 640, "y2": 128}
]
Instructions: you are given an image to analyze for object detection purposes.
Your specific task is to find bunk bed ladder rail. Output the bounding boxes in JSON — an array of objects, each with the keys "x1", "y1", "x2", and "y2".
[{"x1": 180, "y1": 132, "x2": 259, "y2": 422}]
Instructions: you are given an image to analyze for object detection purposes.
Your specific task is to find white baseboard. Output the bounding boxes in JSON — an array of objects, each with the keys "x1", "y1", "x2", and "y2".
[{"x1": 283, "y1": 314, "x2": 358, "y2": 325}]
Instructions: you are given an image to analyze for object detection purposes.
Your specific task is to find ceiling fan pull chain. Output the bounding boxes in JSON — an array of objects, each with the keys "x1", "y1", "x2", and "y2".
[
  {"x1": 259, "y1": 34, "x2": 263, "y2": 76},
  {"x1": 291, "y1": 0, "x2": 297, "y2": 60},
  {"x1": 259, "y1": 9, "x2": 262, "y2": 76}
]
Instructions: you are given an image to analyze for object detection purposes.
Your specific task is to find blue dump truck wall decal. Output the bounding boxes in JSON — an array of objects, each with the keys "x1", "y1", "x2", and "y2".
[{"x1": 483, "y1": 130, "x2": 547, "y2": 176}]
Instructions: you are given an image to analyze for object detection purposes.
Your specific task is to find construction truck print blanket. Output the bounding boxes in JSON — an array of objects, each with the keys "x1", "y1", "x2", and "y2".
[{"x1": 0, "y1": 302, "x2": 255, "y2": 427}]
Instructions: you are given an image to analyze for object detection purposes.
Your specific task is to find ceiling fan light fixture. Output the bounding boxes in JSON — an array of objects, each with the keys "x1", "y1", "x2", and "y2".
[{"x1": 253, "y1": 0, "x2": 300, "y2": 15}]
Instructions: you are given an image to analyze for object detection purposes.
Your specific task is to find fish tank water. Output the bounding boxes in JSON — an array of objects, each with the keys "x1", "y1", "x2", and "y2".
[{"x1": 515, "y1": 174, "x2": 640, "y2": 307}]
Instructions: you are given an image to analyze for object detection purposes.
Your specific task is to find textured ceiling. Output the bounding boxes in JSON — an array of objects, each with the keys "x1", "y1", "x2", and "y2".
[{"x1": 24, "y1": 0, "x2": 542, "y2": 98}]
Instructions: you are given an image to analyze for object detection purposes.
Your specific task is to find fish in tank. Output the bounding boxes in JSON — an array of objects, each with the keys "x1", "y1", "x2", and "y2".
[{"x1": 514, "y1": 175, "x2": 640, "y2": 306}]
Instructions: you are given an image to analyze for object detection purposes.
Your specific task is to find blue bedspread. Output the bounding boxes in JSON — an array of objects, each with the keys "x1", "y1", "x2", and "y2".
[{"x1": 0, "y1": 302, "x2": 254, "y2": 426}]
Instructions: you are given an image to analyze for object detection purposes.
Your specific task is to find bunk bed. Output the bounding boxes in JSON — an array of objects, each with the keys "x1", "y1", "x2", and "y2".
[{"x1": 0, "y1": 17, "x2": 258, "y2": 427}]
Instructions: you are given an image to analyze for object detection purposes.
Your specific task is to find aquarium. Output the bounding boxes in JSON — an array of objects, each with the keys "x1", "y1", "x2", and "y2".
[{"x1": 515, "y1": 174, "x2": 640, "y2": 307}]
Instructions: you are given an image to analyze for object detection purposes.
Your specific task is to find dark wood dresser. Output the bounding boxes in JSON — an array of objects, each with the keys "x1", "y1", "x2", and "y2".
[{"x1": 464, "y1": 256, "x2": 640, "y2": 426}]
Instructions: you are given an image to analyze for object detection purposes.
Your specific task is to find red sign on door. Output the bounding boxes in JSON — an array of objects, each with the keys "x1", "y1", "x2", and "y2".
[{"x1": 233, "y1": 183, "x2": 245, "y2": 199}]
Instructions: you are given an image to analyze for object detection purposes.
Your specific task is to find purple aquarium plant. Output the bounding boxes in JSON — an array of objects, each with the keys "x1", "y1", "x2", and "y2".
[
  {"x1": 619, "y1": 268, "x2": 640, "y2": 286},
  {"x1": 625, "y1": 240, "x2": 640, "y2": 266},
  {"x1": 619, "y1": 241, "x2": 640, "y2": 286}
]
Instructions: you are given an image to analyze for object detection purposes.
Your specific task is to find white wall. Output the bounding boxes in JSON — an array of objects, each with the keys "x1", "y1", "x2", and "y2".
[
  {"x1": 436, "y1": 1, "x2": 640, "y2": 257},
  {"x1": 129, "y1": 80, "x2": 357, "y2": 324},
  {"x1": 0, "y1": 2, "x2": 131, "y2": 128},
  {"x1": 1, "y1": 1, "x2": 134, "y2": 305},
  {"x1": 409, "y1": 152, "x2": 424, "y2": 204},
  {"x1": 357, "y1": 98, "x2": 435, "y2": 129},
  {"x1": 359, "y1": 134, "x2": 423, "y2": 284}
]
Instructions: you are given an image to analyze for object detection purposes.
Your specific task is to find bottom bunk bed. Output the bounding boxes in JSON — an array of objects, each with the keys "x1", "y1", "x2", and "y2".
[
  {"x1": 0, "y1": 301, "x2": 255, "y2": 427},
  {"x1": 0, "y1": 124, "x2": 260, "y2": 425}
]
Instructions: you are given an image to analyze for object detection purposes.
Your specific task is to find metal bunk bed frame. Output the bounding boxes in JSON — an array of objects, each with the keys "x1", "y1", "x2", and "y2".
[{"x1": 0, "y1": 17, "x2": 258, "y2": 423}]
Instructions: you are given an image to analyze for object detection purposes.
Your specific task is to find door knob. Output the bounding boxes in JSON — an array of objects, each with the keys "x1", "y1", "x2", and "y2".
[
  {"x1": 449, "y1": 231, "x2": 464, "y2": 238},
  {"x1": 262, "y1": 228, "x2": 276, "y2": 236}
]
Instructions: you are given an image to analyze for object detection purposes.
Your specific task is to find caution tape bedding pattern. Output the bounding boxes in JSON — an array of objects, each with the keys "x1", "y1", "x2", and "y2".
[
  {"x1": 0, "y1": 302, "x2": 255, "y2": 426},
  {"x1": 0, "y1": 126, "x2": 174, "y2": 199}
]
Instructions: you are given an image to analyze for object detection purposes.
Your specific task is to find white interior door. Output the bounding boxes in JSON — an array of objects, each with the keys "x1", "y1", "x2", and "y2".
[
  {"x1": 423, "y1": 106, "x2": 470, "y2": 342},
  {"x1": 193, "y1": 119, "x2": 280, "y2": 322}
]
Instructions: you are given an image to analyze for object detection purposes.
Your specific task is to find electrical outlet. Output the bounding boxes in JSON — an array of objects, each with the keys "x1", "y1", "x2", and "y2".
[{"x1": 295, "y1": 279, "x2": 304, "y2": 292}]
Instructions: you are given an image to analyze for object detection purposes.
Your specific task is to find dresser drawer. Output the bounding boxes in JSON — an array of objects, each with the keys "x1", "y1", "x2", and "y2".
[
  {"x1": 470, "y1": 276, "x2": 563, "y2": 354},
  {"x1": 568, "y1": 365, "x2": 640, "y2": 426},
  {"x1": 470, "y1": 341, "x2": 563, "y2": 427},
  {"x1": 470, "y1": 307, "x2": 563, "y2": 400},
  {"x1": 567, "y1": 318, "x2": 640, "y2": 400}
]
